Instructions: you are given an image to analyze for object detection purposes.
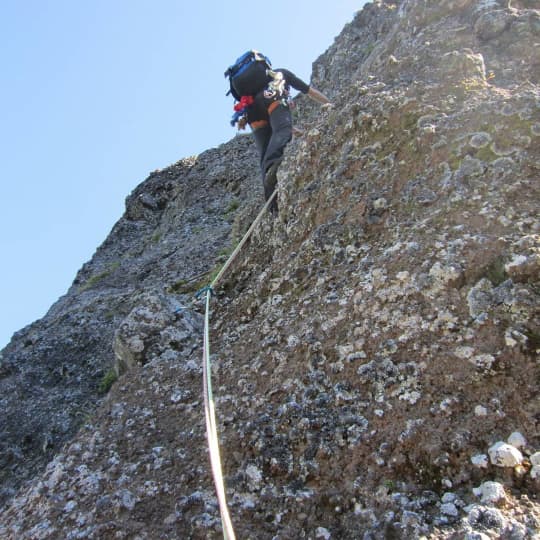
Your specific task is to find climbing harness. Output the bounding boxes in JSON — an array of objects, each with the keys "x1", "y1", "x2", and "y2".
[
  {"x1": 229, "y1": 69, "x2": 291, "y2": 127},
  {"x1": 198, "y1": 190, "x2": 277, "y2": 540}
]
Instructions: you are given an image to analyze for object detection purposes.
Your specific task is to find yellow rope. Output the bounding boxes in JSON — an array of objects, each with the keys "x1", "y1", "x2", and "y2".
[{"x1": 210, "y1": 191, "x2": 277, "y2": 290}]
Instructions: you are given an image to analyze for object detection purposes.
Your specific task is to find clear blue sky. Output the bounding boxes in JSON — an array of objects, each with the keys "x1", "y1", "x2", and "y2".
[{"x1": 0, "y1": 0, "x2": 365, "y2": 349}]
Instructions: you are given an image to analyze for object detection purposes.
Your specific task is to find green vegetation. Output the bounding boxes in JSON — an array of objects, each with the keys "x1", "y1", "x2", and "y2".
[
  {"x1": 383, "y1": 479, "x2": 395, "y2": 491},
  {"x1": 98, "y1": 368, "x2": 118, "y2": 394},
  {"x1": 217, "y1": 243, "x2": 234, "y2": 261},
  {"x1": 484, "y1": 257, "x2": 508, "y2": 286},
  {"x1": 224, "y1": 199, "x2": 240, "y2": 222},
  {"x1": 168, "y1": 278, "x2": 190, "y2": 294},
  {"x1": 80, "y1": 261, "x2": 121, "y2": 291},
  {"x1": 225, "y1": 199, "x2": 240, "y2": 214},
  {"x1": 474, "y1": 146, "x2": 497, "y2": 163},
  {"x1": 167, "y1": 241, "x2": 237, "y2": 296}
]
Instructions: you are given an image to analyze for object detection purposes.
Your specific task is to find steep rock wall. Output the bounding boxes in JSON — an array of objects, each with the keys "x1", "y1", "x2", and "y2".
[{"x1": 1, "y1": 1, "x2": 539, "y2": 538}]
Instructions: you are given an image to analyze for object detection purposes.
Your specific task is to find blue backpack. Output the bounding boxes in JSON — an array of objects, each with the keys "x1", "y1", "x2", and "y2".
[{"x1": 225, "y1": 50, "x2": 272, "y2": 101}]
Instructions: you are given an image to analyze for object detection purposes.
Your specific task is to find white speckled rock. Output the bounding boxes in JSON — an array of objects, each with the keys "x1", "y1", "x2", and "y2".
[
  {"x1": 465, "y1": 533, "x2": 491, "y2": 540},
  {"x1": 470, "y1": 354, "x2": 495, "y2": 370},
  {"x1": 429, "y1": 262, "x2": 463, "y2": 289},
  {"x1": 504, "y1": 255, "x2": 527, "y2": 274},
  {"x1": 316, "y1": 527, "x2": 331, "y2": 539},
  {"x1": 504, "y1": 253, "x2": 539, "y2": 282},
  {"x1": 488, "y1": 442, "x2": 523, "y2": 467},
  {"x1": 245, "y1": 464, "x2": 263, "y2": 488},
  {"x1": 530, "y1": 452, "x2": 540, "y2": 480},
  {"x1": 466, "y1": 278, "x2": 494, "y2": 319},
  {"x1": 471, "y1": 454, "x2": 489, "y2": 469},
  {"x1": 455, "y1": 346, "x2": 475, "y2": 360},
  {"x1": 473, "y1": 481, "x2": 507, "y2": 504},
  {"x1": 441, "y1": 502, "x2": 459, "y2": 517},
  {"x1": 474, "y1": 405, "x2": 487, "y2": 417},
  {"x1": 507, "y1": 432, "x2": 527, "y2": 450}
]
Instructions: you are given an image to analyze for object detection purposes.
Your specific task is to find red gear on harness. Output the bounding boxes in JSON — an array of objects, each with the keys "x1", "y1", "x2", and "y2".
[{"x1": 234, "y1": 95, "x2": 254, "y2": 112}]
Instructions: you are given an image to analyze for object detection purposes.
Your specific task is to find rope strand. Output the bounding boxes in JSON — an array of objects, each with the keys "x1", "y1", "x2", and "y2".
[{"x1": 200, "y1": 189, "x2": 277, "y2": 539}]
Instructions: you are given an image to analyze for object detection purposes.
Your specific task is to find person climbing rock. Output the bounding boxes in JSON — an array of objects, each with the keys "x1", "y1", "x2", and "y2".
[{"x1": 225, "y1": 51, "x2": 332, "y2": 214}]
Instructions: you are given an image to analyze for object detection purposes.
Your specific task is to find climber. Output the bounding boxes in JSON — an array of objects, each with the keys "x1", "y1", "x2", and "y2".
[{"x1": 225, "y1": 50, "x2": 332, "y2": 214}]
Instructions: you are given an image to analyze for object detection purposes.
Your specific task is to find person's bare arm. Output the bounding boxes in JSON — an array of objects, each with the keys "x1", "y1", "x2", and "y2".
[{"x1": 307, "y1": 87, "x2": 332, "y2": 105}]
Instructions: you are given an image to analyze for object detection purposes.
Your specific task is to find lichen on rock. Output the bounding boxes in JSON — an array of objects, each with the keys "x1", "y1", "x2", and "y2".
[{"x1": 1, "y1": 1, "x2": 539, "y2": 539}]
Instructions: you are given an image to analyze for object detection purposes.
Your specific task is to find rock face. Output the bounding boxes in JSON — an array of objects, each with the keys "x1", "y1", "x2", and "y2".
[
  {"x1": 0, "y1": 138, "x2": 261, "y2": 507},
  {"x1": 1, "y1": 1, "x2": 539, "y2": 538}
]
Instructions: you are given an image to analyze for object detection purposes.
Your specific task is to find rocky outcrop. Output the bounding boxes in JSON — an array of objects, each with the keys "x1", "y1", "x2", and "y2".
[
  {"x1": 1, "y1": 1, "x2": 539, "y2": 538},
  {"x1": 0, "y1": 136, "x2": 261, "y2": 508}
]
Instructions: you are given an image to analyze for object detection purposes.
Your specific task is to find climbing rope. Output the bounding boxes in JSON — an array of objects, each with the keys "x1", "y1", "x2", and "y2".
[
  {"x1": 201, "y1": 288, "x2": 235, "y2": 540},
  {"x1": 198, "y1": 190, "x2": 277, "y2": 540}
]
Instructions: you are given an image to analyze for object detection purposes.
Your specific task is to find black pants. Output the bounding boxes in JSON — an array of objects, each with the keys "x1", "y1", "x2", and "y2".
[{"x1": 251, "y1": 102, "x2": 292, "y2": 205}]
